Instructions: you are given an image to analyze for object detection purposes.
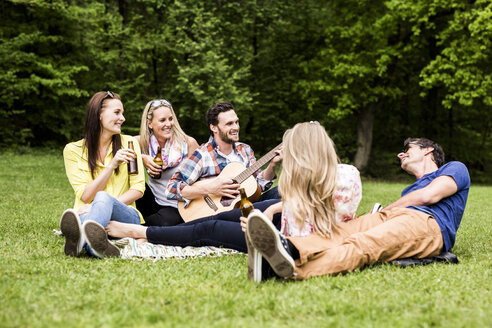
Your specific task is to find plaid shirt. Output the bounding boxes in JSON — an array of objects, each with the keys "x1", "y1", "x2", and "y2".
[{"x1": 166, "y1": 136, "x2": 274, "y2": 206}]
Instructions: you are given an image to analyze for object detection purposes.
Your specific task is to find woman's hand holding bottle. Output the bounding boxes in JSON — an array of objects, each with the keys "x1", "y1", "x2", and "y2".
[
  {"x1": 142, "y1": 154, "x2": 162, "y2": 178},
  {"x1": 109, "y1": 148, "x2": 136, "y2": 170}
]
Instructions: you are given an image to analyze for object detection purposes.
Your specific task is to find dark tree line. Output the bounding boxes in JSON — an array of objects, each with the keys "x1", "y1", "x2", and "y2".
[{"x1": 1, "y1": 0, "x2": 491, "y2": 181}]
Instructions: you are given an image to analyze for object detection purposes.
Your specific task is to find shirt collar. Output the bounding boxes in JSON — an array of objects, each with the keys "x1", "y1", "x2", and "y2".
[{"x1": 208, "y1": 136, "x2": 239, "y2": 154}]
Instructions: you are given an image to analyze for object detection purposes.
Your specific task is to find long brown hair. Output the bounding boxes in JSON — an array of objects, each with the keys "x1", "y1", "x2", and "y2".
[{"x1": 83, "y1": 91, "x2": 122, "y2": 178}]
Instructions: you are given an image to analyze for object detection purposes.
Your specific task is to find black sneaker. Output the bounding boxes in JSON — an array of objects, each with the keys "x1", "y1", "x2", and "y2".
[
  {"x1": 247, "y1": 210, "x2": 295, "y2": 279},
  {"x1": 83, "y1": 221, "x2": 120, "y2": 258},
  {"x1": 60, "y1": 209, "x2": 84, "y2": 257}
]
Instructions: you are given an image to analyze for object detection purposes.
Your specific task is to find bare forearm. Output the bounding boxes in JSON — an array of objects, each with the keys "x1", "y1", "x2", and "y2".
[
  {"x1": 180, "y1": 177, "x2": 240, "y2": 200},
  {"x1": 117, "y1": 189, "x2": 143, "y2": 205},
  {"x1": 81, "y1": 148, "x2": 139, "y2": 203},
  {"x1": 180, "y1": 185, "x2": 206, "y2": 200},
  {"x1": 261, "y1": 162, "x2": 277, "y2": 181},
  {"x1": 263, "y1": 201, "x2": 283, "y2": 220},
  {"x1": 385, "y1": 191, "x2": 426, "y2": 210},
  {"x1": 267, "y1": 201, "x2": 283, "y2": 214},
  {"x1": 385, "y1": 176, "x2": 457, "y2": 210},
  {"x1": 81, "y1": 166, "x2": 116, "y2": 203}
]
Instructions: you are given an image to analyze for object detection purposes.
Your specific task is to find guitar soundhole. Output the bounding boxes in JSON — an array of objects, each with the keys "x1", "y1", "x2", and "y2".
[{"x1": 220, "y1": 196, "x2": 236, "y2": 207}]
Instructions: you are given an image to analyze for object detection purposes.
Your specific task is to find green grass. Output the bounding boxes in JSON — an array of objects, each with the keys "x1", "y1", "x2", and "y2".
[{"x1": 1, "y1": 150, "x2": 491, "y2": 328}]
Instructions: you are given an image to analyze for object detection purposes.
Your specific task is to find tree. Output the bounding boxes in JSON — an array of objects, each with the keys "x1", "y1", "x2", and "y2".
[
  {"x1": 297, "y1": 0, "x2": 405, "y2": 170},
  {"x1": 419, "y1": 0, "x2": 492, "y2": 176},
  {"x1": 0, "y1": 0, "x2": 92, "y2": 145}
]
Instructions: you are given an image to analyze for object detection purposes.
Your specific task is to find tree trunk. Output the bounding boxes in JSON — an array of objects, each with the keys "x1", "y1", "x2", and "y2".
[{"x1": 354, "y1": 103, "x2": 377, "y2": 171}]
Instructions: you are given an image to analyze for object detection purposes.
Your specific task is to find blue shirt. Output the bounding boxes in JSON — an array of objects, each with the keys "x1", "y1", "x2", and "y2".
[{"x1": 402, "y1": 161, "x2": 470, "y2": 252}]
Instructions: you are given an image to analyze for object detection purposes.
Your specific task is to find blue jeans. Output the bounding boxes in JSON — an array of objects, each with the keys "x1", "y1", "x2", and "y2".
[
  {"x1": 146, "y1": 199, "x2": 282, "y2": 252},
  {"x1": 258, "y1": 186, "x2": 280, "y2": 202},
  {"x1": 80, "y1": 191, "x2": 140, "y2": 256}
]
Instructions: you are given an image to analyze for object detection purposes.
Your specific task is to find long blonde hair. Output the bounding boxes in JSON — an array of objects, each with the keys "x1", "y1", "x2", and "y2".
[
  {"x1": 278, "y1": 122, "x2": 339, "y2": 238},
  {"x1": 139, "y1": 100, "x2": 188, "y2": 154}
]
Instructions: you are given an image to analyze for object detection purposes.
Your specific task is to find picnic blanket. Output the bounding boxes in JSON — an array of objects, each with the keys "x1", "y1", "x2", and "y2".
[
  {"x1": 53, "y1": 229, "x2": 241, "y2": 261},
  {"x1": 114, "y1": 237, "x2": 241, "y2": 261}
]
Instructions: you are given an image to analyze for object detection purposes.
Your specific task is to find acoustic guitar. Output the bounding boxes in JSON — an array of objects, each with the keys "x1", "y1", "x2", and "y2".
[{"x1": 178, "y1": 144, "x2": 282, "y2": 222}]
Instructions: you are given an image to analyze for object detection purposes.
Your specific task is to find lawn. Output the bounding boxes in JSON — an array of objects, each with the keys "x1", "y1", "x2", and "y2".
[{"x1": 0, "y1": 150, "x2": 491, "y2": 328}]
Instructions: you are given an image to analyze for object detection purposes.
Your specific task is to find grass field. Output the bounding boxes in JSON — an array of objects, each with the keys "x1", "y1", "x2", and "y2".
[{"x1": 0, "y1": 150, "x2": 491, "y2": 327}]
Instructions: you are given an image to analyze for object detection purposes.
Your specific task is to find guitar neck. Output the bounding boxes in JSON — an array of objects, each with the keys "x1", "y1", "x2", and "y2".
[{"x1": 234, "y1": 144, "x2": 282, "y2": 184}]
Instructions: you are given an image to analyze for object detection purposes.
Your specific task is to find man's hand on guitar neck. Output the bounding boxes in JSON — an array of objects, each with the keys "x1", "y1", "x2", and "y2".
[
  {"x1": 180, "y1": 176, "x2": 240, "y2": 200},
  {"x1": 261, "y1": 147, "x2": 283, "y2": 181}
]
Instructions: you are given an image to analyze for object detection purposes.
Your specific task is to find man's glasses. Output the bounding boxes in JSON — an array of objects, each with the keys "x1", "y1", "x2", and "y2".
[
  {"x1": 149, "y1": 99, "x2": 172, "y2": 109},
  {"x1": 402, "y1": 142, "x2": 424, "y2": 153}
]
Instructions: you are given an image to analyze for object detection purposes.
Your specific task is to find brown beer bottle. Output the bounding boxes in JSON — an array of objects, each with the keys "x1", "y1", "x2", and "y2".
[
  {"x1": 239, "y1": 188, "x2": 254, "y2": 217},
  {"x1": 127, "y1": 141, "x2": 138, "y2": 175},
  {"x1": 153, "y1": 146, "x2": 163, "y2": 179}
]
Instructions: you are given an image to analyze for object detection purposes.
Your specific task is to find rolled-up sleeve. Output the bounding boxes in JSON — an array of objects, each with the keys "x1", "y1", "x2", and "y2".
[
  {"x1": 166, "y1": 152, "x2": 204, "y2": 207},
  {"x1": 256, "y1": 171, "x2": 275, "y2": 191},
  {"x1": 63, "y1": 143, "x2": 92, "y2": 202}
]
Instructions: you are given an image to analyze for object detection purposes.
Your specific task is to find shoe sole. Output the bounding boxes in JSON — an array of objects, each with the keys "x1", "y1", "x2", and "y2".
[
  {"x1": 246, "y1": 232, "x2": 262, "y2": 282},
  {"x1": 247, "y1": 212, "x2": 295, "y2": 278},
  {"x1": 60, "y1": 209, "x2": 82, "y2": 257},
  {"x1": 83, "y1": 221, "x2": 120, "y2": 258}
]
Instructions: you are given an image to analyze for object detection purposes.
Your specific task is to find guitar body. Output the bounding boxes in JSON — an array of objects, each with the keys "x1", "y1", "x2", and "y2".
[{"x1": 178, "y1": 162, "x2": 262, "y2": 222}]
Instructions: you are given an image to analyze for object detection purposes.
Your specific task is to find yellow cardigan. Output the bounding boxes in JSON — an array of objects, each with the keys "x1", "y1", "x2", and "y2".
[{"x1": 63, "y1": 135, "x2": 145, "y2": 223}]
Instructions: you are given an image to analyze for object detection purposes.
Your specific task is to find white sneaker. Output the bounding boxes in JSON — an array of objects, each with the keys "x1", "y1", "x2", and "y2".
[
  {"x1": 82, "y1": 220, "x2": 120, "y2": 258},
  {"x1": 60, "y1": 209, "x2": 84, "y2": 257},
  {"x1": 247, "y1": 210, "x2": 295, "y2": 279},
  {"x1": 371, "y1": 203, "x2": 383, "y2": 214},
  {"x1": 246, "y1": 230, "x2": 263, "y2": 282}
]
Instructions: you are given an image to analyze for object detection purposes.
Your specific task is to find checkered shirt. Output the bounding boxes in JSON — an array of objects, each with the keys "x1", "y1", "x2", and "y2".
[{"x1": 166, "y1": 136, "x2": 274, "y2": 206}]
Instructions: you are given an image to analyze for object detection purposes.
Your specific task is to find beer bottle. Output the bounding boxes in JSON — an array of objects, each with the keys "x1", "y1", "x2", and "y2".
[
  {"x1": 127, "y1": 141, "x2": 138, "y2": 175},
  {"x1": 239, "y1": 188, "x2": 254, "y2": 217},
  {"x1": 153, "y1": 146, "x2": 163, "y2": 179}
]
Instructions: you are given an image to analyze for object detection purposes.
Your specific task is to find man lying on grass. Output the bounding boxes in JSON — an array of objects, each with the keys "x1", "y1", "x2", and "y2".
[{"x1": 246, "y1": 137, "x2": 470, "y2": 281}]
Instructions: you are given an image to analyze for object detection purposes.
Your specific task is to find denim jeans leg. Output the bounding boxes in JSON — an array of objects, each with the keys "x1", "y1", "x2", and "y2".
[
  {"x1": 258, "y1": 186, "x2": 280, "y2": 202},
  {"x1": 109, "y1": 196, "x2": 141, "y2": 225},
  {"x1": 146, "y1": 219, "x2": 247, "y2": 252},
  {"x1": 80, "y1": 191, "x2": 114, "y2": 227},
  {"x1": 80, "y1": 191, "x2": 140, "y2": 257},
  {"x1": 81, "y1": 191, "x2": 140, "y2": 227}
]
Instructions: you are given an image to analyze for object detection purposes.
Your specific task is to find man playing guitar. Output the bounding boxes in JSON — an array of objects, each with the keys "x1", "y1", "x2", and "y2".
[{"x1": 166, "y1": 101, "x2": 282, "y2": 220}]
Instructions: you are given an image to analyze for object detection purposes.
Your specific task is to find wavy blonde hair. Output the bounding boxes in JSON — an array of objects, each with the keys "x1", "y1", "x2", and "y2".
[
  {"x1": 138, "y1": 100, "x2": 188, "y2": 154},
  {"x1": 278, "y1": 122, "x2": 339, "y2": 238}
]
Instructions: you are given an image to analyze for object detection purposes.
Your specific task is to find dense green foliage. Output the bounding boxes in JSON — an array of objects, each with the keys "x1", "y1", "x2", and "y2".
[
  {"x1": 1, "y1": 0, "x2": 491, "y2": 180},
  {"x1": 1, "y1": 151, "x2": 491, "y2": 327}
]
